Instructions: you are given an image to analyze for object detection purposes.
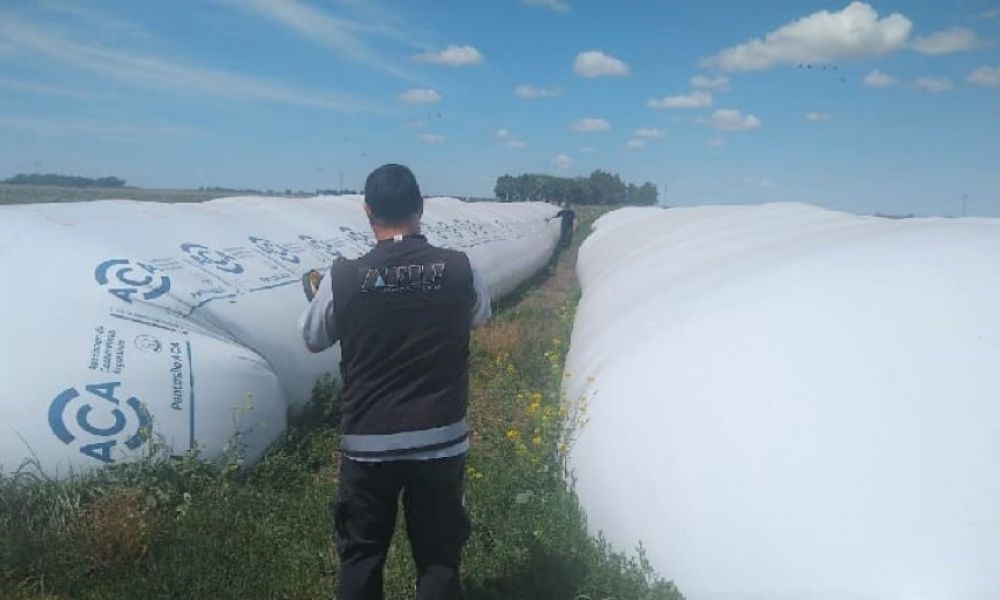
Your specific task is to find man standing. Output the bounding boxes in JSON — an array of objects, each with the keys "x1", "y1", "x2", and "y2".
[
  {"x1": 555, "y1": 202, "x2": 577, "y2": 248},
  {"x1": 299, "y1": 164, "x2": 491, "y2": 599}
]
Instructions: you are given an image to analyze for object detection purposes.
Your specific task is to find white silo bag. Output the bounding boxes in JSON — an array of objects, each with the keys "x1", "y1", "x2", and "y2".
[
  {"x1": 0, "y1": 195, "x2": 560, "y2": 476},
  {"x1": 565, "y1": 203, "x2": 1000, "y2": 599}
]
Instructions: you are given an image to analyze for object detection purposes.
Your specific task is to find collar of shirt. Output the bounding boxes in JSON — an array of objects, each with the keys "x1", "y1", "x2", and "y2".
[{"x1": 376, "y1": 233, "x2": 427, "y2": 246}]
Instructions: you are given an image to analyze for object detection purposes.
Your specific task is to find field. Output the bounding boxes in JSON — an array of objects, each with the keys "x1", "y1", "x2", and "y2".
[
  {"x1": 0, "y1": 184, "x2": 307, "y2": 206},
  {"x1": 0, "y1": 206, "x2": 683, "y2": 600}
]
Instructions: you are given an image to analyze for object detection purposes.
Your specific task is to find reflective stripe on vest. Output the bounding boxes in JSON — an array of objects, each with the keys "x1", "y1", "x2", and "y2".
[
  {"x1": 345, "y1": 438, "x2": 469, "y2": 463},
  {"x1": 340, "y1": 417, "x2": 469, "y2": 455}
]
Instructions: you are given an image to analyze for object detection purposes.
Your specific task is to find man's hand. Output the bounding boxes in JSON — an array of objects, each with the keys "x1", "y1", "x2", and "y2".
[{"x1": 302, "y1": 269, "x2": 323, "y2": 301}]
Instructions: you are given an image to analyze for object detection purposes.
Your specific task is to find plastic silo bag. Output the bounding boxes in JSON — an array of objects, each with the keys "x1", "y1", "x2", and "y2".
[
  {"x1": 0, "y1": 195, "x2": 559, "y2": 476},
  {"x1": 564, "y1": 203, "x2": 1000, "y2": 599}
]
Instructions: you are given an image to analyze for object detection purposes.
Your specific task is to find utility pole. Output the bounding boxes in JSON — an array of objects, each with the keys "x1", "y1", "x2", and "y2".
[
  {"x1": 339, "y1": 171, "x2": 344, "y2": 193},
  {"x1": 961, "y1": 193, "x2": 968, "y2": 218}
]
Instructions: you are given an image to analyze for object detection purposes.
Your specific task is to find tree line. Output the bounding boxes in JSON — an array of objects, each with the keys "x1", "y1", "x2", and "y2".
[
  {"x1": 3, "y1": 173, "x2": 127, "y2": 188},
  {"x1": 494, "y1": 170, "x2": 658, "y2": 205}
]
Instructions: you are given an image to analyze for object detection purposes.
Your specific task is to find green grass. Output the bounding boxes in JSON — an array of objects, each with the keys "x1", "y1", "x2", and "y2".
[{"x1": 0, "y1": 207, "x2": 683, "y2": 599}]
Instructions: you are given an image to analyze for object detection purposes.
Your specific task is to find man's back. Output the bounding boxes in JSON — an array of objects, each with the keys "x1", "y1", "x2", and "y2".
[
  {"x1": 557, "y1": 207, "x2": 576, "y2": 228},
  {"x1": 330, "y1": 235, "x2": 475, "y2": 458},
  {"x1": 556, "y1": 206, "x2": 577, "y2": 246}
]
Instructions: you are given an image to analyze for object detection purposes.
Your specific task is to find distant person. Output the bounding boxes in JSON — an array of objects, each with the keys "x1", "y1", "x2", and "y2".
[
  {"x1": 554, "y1": 202, "x2": 577, "y2": 247},
  {"x1": 299, "y1": 164, "x2": 491, "y2": 599}
]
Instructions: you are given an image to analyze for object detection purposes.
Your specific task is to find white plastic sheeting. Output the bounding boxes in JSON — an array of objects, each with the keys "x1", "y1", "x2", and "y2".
[
  {"x1": 0, "y1": 195, "x2": 559, "y2": 476},
  {"x1": 565, "y1": 203, "x2": 1000, "y2": 599}
]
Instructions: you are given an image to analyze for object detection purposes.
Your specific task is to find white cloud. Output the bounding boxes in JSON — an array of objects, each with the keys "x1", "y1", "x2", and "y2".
[
  {"x1": 0, "y1": 76, "x2": 98, "y2": 98},
  {"x1": 524, "y1": 0, "x2": 571, "y2": 13},
  {"x1": 968, "y1": 65, "x2": 1000, "y2": 87},
  {"x1": 742, "y1": 176, "x2": 776, "y2": 188},
  {"x1": 691, "y1": 74, "x2": 731, "y2": 92},
  {"x1": 496, "y1": 128, "x2": 526, "y2": 147},
  {"x1": 634, "y1": 128, "x2": 665, "y2": 138},
  {"x1": 710, "y1": 109, "x2": 761, "y2": 131},
  {"x1": 805, "y1": 112, "x2": 832, "y2": 122},
  {"x1": 915, "y1": 77, "x2": 954, "y2": 92},
  {"x1": 625, "y1": 138, "x2": 646, "y2": 149},
  {"x1": 980, "y1": 8, "x2": 1000, "y2": 20},
  {"x1": 648, "y1": 90, "x2": 712, "y2": 109},
  {"x1": 405, "y1": 119, "x2": 426, "y2": 128},
  {"x1": 0, "y1": 17, "x2": 369, "y2": 111},
  {"x1": 232, "y1": 0, "x2": 419, "y2": 81},
  {"x1": 0, "y1": 116, "x2": 200, "y2": 141},
  {"x1": 579, "y1": 146, "x2": 596, "y2": 153},
  {"x1": 553, "y1": 154, "x2": 574, "y2": 170},
  {"x1": 703, "y1": 2, "x2": 912, "y2": 71},
  {"x1": 515, "y1": 84, "x2": 562, "y2": 98},
  {"x1": 418, "y1": 133, "x2": 445, "y2": 144},
  {"x1": 912, "y1": 27, "x2": 977, "y2": 55},
  {"x1": 32, "y1": 2, "x2": 155, "y2": 41},
  {"x1": 399, "y1": 88, "x2": 441, "y2": 103},
  {"x1": 570, "y1": 117, "x2": 611, "y2": 132},
  {"x1": 413, "y1": 44, "x2": 484, "y2": 66},
  {"x1": 708, "y1": 138, "x2": 726, "y2": 148},
  {"x1": 573, "y1": 50, "x2": 629, "y2": 78},
  {"x1": 864, "y1": 69, "x2": 897, "y2": 87}
]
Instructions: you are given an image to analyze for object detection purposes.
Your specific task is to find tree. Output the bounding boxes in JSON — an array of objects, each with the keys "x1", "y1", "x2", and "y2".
[
  {"x1": 635, "y1": 182, "x2": 658, "y2": 206},
  {"x1": 494, "y1": 175, "x2": 516, "y2": 202},
  {"x1": 3, "y1": 173, "x2": 127, "y2": 188},
  {"x1": 586, "y1": 170, "x2": 625, "y2": 205},
  {"x1": 493, "y1": 171, "x2": 657, "y2": 206}
]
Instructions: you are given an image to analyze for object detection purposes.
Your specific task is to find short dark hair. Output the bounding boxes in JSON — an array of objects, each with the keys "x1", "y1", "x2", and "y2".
[{"x1": 364, "y1": 164, "x2": 422, "y2": 224}]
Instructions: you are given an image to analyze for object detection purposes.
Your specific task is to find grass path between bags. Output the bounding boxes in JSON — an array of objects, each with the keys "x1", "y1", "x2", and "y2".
[{"x1": 1, "y1": 206, "x2": 684, "y2": 600}]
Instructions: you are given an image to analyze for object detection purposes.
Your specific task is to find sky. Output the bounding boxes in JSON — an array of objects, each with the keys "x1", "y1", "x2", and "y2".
[{"x1": 0, "y1": 0, "x2": 998, "y2": 216}]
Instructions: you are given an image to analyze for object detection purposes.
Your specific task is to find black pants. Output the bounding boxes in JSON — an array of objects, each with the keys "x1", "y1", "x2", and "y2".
[
  {"x1": 333, "y1": 454, "x2": 470, "y2": 600},
  {"x1": 559, "y1": 227, "x2": 573, "y2": 247}
]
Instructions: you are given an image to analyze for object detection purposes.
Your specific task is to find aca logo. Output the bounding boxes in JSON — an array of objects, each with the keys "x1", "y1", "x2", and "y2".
[
  {"x1": 95, "y1": 259, "x2": 172, "y2": 304},
  {"x1": 180, "y1": 243, "x2": 245, "y2": 274},
  {"x1": 249, "y1": 235, "x2": 300, "y2": 264},
  {"x1": 48, "y1": 382, "x2": 153, "y2": 464}
]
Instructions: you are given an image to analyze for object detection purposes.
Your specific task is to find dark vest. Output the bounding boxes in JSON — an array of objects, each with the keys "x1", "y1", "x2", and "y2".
[{"x1": 329, "y1": 234, "x2": 474, "y2": 460}]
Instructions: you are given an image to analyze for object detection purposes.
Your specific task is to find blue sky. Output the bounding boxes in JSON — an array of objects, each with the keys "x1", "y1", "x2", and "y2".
[{"x1": 0, "y1": 0, "x2": 998, "y2": 216}]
